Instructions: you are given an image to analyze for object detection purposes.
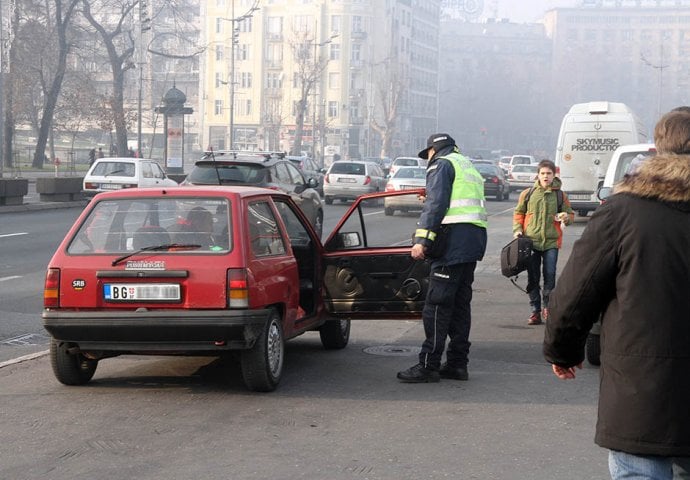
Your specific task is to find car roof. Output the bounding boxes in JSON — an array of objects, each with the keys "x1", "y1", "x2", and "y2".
[{"x1": 89, "y1": 185, "x2": 289, "y2": 200}]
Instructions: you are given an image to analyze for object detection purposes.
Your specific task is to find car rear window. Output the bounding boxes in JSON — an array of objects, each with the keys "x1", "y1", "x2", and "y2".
[
  {"x1": 475, "y1": 164, "x2": 497, "y2": 175},
  {"x1": 67, "y1": 197, "x2": 231, "y2": 254},
  {"x1": 512, "y1": 165, "x2": 538, "y2": 173},
  {"x1": 394, "y1": 167, "x2": 426, "y2": 179},
  {"x1": 187, "y1": 163, "x2": 267, "y2": 185},
  {"x1": 91, "y1": 161, "x2": 136, "y2": 177},
  {"x1": 329, "y1": 162, "x2": 365, "y2": 175},
  {"x1": 395, "y1": 158, "x2": 419, "y2": 167},
  {"x1": 614, "y1": 151, "x2": 655, "y2": 183}
]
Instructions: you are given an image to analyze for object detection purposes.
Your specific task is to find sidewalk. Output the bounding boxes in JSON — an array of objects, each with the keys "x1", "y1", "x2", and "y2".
[{"x1": 0, "y1": 170, "x2": 88, "y2": 214}]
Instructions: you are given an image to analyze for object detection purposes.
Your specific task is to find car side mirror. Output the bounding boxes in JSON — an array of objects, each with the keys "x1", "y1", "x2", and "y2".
[
  {"x1": 307, "y1": 177, "x2": 319, "y2": 189},
  {"x1": 332, "y1": 232, "x2": 361, "y2": 249},
  {"x1": 597, "y1": 186, "x2": 612, "y2": 201}
]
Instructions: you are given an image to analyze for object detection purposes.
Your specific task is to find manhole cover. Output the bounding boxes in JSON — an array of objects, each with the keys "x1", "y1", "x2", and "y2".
[{"x1": 363, "y1": 345, "x2": 421, "y2": 357}]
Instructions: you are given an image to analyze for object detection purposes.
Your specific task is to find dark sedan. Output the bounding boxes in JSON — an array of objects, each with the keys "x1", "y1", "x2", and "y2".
[{"x1": 474, "y1": 163, "x2": 510, "y2": 201}]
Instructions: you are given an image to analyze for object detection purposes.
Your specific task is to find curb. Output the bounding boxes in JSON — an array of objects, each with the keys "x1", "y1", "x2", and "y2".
[{"x1": 0, "y1": 200, "x2": 88, "y2": 214}]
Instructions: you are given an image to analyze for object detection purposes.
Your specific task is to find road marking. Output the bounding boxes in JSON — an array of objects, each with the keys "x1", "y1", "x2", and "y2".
[
  {"x1": 0, "y1": 350, "x2": 49, "y2": 369},
  {"x1": 0, "y1": 276, "x2": 22, "y2": 283},
  {"x1": 0, "y1": 232, "x2": 28, "y2": 239}
]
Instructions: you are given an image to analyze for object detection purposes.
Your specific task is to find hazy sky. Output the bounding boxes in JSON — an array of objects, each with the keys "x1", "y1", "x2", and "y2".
[{"x1": 481, "y1": 0, "x2": 580, "y2": 23}]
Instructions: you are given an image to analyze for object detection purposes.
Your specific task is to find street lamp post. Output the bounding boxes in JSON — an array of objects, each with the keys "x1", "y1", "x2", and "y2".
[{"x1": 641, "y1": 42, "x2": 669, "y2": 121}]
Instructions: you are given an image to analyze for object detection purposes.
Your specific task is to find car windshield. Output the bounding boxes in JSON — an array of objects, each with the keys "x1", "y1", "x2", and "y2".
[
  {"x1": 329, "y1": 162, "x2": 365, "y2": 175},
  {"x1": 187, "y1": 163, "x2": 267, "y2": 185},
  {"x1": 394, "y1": 158, "x2": 420, "y2": 167},
  {"x1": 67, "y1": 197, "x2": 231, "y2": 254},
  {"x1": 614, "y1": 151, "x2": 655, "y2": 181}
]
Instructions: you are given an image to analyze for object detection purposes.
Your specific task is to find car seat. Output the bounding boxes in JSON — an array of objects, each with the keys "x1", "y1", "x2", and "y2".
[{"x1": 132, "y1": 226, "x2": 170, "y2": 250}]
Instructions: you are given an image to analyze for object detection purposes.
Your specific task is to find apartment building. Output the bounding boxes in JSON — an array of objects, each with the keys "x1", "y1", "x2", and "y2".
[{"x1": 199, "y1": 0, "x2": 441, "y2": 161}]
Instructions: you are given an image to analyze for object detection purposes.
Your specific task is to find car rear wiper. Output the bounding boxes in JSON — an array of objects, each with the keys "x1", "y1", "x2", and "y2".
[
  {"x1": 111, "y1": 243, "x2": 201, "y2": 266},
  {"x1": 105, "y1": 169, "x2": 125, "y2": 176}
]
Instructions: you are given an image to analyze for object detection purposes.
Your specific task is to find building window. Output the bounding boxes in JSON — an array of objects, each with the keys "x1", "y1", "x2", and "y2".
[
  {"x1": 215, "y1": 72, "x2": 223, "y2": 88},
  {"x1": 241, "y1": 72, "x2": 252, "y2": 88},
  {"x1": 330, "y1": 43, "x2": 340, "y2": 61},
  {"x1": 266, "y1": 72, "x2": 283, "y2": 88},
  {"x1": 351, "y1": 43, "x2": 361, "y2": 61},
  {"x1": 352, "y1": 15, "x2": 362, "y2": 33},
  {"x1": 216, "y1": 18, "x2": 223, "y2": 34},
  {"x1": 215, "y1": 45, "x2": 224, "y2": 61},
  {"x1": 294, "y1": 15, "x2": 312, "y2": 33},
  {"x1": 328, "y1": 101, "x2": 338, "y2": 117},
  {"x1": 245, "y1": 99, "x2": 252, "y2": 115},
  {"x1": 214, "y1": 100, "x2": 223, "y2": 115},
  {"x1": 267, "y1": 16, "x2": 283, "y2": 36},
  {"x1": 331, "y1": 15, "x2": 341, "y2": 34},
  {"x1": 238, "y1": 17, "x2": 252, "y2": 32}
]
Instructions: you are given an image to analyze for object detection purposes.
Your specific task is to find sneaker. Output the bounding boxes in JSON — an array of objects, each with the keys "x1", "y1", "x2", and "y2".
[
  {"x1": 439, "y1": 363, "x2": 469, "y2": 381},
  {"x1": 542, "y1": 308, "x2": 550, "y2": 322},
  {"x1": 528, "y1": 312, "x2": 542, "y2": 325},
  {"x1": 397, "y1": 363, "x2": 440, "y2": 383}
]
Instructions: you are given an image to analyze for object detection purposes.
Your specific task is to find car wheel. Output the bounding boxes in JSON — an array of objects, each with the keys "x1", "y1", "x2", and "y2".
[
  {"x1": 319, "y1": 319, "x2": 351, "y2": 350},
  {"x1": 503, "y1": 189, "x2": 510, "y2": 201},
  {"x1": 241, "y1": 309, "x2": 284, "y2": 392},
  {"x1": 325, "y1": 196, "x2": 333, "y2": 205},
  {"x1": 313, "y1": 209, "x2": 323, "y2": 238},
  {"x1": 578, "y1": 210, "x2": 589, "y2": 217},
  {"x1": 50, "y1": 339, "x2": 97, "y2": 386},
  {"x1": 585, "y1": 333, "x2": 601, "y2": 366},
  {"x1": 384, "y1": 207, "x2": 394, "y2": 216}
]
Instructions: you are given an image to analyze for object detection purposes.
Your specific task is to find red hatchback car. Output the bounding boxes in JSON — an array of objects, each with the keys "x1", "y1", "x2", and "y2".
[{"x1": 43, "y1": 186, "x2": 429, "y2": 391}]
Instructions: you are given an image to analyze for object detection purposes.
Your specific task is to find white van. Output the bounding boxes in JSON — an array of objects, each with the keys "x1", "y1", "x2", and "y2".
[{"x1": 555, "y1": 101, "x2": 647, "y2": 216}]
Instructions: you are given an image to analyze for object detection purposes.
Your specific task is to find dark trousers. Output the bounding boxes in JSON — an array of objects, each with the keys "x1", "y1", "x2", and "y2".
[
  {"x1": 418, "y1": 262, "x2": 476, "y2": 370},
  {"x1": 526, "y1": 248, "x2": 558, "y2": 313}
]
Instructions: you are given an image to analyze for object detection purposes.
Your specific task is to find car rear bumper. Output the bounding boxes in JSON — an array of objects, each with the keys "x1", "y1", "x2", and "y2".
[
  {"x1": 323, "y1": 185, "x2": 376, "y2": 198},
  {"x1": 43, "y1": 308, "x2": 272, "y2": 352}
]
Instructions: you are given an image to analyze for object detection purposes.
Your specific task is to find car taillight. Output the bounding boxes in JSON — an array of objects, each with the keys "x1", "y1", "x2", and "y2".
[
  {"x1": 44, "y1": 268, "x2": 60, "y2": 308},
  {"x1": 122, "y1": 184, "x2": 136, "y2": 189},
  {"x1": 491, "y1": 177, "x2": 499, "y2": 184},
  {"x1": 84, "y1": 182, "x2": 98, "y2": 189},
  {"x1": 227, "y1": 268, "x2": 248, "y2": 308},
  {"x1": 364, "y1": 176, "x2": 371, "y2": 185},
  {"x1": 325, "y1": 174, "x2": 330, "y2": 184},
  {"x1": 385, "y1": 182, "x2": 395, "y2": 191}
]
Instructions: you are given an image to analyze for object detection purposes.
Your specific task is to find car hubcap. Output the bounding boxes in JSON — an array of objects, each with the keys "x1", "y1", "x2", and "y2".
[{"x1": 267, "y1": 321, "x2": 283, "y2": 376}]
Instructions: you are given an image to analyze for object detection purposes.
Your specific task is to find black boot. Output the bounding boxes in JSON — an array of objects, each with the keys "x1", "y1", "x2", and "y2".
[
  {"x1": 397, "y1": 363, "x2": 440, "y2": 383},
  {"x1": 439, "y1": 363, "x2": 469, "y2": 381}
]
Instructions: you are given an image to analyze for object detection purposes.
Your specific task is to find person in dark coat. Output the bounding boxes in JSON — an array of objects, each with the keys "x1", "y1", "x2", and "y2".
[{"x1": 543, "y1": 110, "x2": 690, "y2": 479}]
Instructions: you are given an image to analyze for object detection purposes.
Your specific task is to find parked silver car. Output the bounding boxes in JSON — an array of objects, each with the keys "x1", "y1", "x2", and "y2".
[
  {"x1": 323, "y1": 160, "x2": 387, "y2": 205},
  {"x1": 508, "y1": 164, "x2": 539, "y2": 191},
  {"x1": 383, "y1": 166, "x2": 426, "y2": 216}
]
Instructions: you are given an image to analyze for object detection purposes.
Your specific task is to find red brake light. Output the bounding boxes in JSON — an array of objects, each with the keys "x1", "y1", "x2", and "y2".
[
  {"x1": 44, "y1": 268, "x2": 60, "y2": 308},
  {"x1": 364, "y1": 176, "x2": 371, "y2": 185},
  {"x1": 325, "y1": 174, "x2": 330, "y2": 184},
  {"x1": 491, "y1": 177, "x2": 499, "y2": 184},
  {"x1": 227, "y1": 268, "x2": 248, "y2": 308},
  {"x1": 385, "y1": 182, "x2": 395, "y2": 191}
]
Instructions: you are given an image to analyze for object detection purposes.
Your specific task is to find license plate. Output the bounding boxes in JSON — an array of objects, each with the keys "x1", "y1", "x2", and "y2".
[
  {"x1": 400, "y1": 185, "x2": 421, "y2": 190},
  {"x1": 569, "y1": 194, "x2": 592, "y2": 200},
  {"x1": 100, "y1": 183, "x2": 122, "y2": 190},
  {"x1": 104, "y1": 283, "x2": 180, "y2": 301},
  {"x1": 337, "y1": 177, "x2": 356, "y2": 183}
]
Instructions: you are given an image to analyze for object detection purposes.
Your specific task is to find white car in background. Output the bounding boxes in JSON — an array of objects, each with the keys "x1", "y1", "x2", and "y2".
[
  {"x1": 383, "y1": 166, "x2": 426, "y2": 216},
  {"x1": 597, "y1": 143, "x2": 656, "y2": 201},
  {"x1": 83, "y1": 157, "x2": 178, "y2": 198},
  {"x1": 389, "y1": 156, "x2": 427, "y2": 177},
  {"x1": 508, "y1": 164, "x2": 539, "y2": 191}
]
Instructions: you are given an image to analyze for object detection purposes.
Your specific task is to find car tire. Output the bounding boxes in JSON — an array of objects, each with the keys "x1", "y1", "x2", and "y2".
[
  {"x1": 503, "y1": 189, "x2": 510, "y2": 201},
  {"x1": 319, "y1": 319, "x2": 351, "y2": 350},
  {"x1": 384, "y1": 207, "x2": 394, "y2": 216},
  {"x1": 578, "y1": 210, "x2": 589, "y2": 217},
  {"x1": 50, "y1": 339, "x2": 97, "y2": 386},
  {"x1": 325, "y1": 196, "x2": 334, "y2": 205},
  {"x1": 241, "y1": 309, "x2": 284, "y2": 392},
  {"x1": 585, "y1": 333, "x2": 601, "y2": 366}
]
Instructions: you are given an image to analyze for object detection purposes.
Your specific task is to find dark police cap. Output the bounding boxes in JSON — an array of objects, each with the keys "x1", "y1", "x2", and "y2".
[{"x1": 418, "y1": 133, "x2": 456, "y2": 159}]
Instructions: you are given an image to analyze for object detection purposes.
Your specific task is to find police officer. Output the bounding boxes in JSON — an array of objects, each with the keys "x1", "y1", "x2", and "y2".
[{"x1": 397, "y1": 133, "x2": 488, "y2": 383}]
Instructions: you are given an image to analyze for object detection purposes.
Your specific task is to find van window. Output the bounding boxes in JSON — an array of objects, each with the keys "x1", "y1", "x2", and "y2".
[{"x1": 614, "y1": 151, "x2": 655, "y2": 183}]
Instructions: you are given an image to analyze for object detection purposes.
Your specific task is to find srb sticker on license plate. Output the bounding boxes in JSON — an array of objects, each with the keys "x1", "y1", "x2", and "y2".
[{"x1": 104, "y1": 283, "x2": 180, "y2": 301}]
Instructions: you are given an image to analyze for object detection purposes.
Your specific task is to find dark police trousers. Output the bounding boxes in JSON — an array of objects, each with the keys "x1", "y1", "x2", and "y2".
[{"x1": 419, "y1": 262, "x2": 476, "y2": 370}]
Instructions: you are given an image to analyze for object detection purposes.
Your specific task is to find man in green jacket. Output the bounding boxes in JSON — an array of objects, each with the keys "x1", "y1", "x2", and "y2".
[{"x1": 512, "y1": 159, "x2": 574, "y2": 325}]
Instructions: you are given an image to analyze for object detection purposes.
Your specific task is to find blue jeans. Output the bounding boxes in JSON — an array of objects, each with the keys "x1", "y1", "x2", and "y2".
[
  {"x1": 526, "y1": 247, "x2": 558, "y2": 313},
  {"x1": 609, "y1": 451, "x2": 690, "y2": 480}
]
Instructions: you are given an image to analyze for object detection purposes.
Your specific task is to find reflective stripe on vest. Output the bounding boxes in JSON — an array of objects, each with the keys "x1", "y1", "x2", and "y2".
[
  {"x1": 440, "y1": 153, "x2": 488, "y2": 228},
  {"x1": 415, "y1": 228, "x2": 437, "y2": 241}
]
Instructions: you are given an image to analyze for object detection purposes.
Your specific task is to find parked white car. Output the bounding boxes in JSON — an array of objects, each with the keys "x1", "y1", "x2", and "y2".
[
  {"x1": 83, "y1": 157, "x2": 178, "y2": 198},
  {"x1": 508, "y1": 164, "x2": 539, "y2": 191},
  {"x1": 597, "y1": 143, "x2": 656, "y2": 201},
  {"x1": 499, "y1": 154, "x2": 536, "y2": 175}
]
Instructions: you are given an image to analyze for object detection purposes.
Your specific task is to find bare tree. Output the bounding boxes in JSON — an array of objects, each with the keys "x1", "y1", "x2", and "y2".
[
  {"x1": 261, "y1": 95, "x2": 285, "y2": 152},
  {"x1": 29, "y1": 0, "x2": 81, "y2": 168},
  {"x1": 370, "y1": 60, "x2": 406, "y2": 160},
  {"x1": 288, "y1": 30, "x2": 330, "y2": 156},
  {"x1": 81, "y1": 0, "x2": 137, "y2": 159}
]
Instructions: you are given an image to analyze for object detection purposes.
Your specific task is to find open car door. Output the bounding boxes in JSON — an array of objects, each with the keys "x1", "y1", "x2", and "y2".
[{"x1": 321, "y1": 190, "x2": 429, "y2": 320}]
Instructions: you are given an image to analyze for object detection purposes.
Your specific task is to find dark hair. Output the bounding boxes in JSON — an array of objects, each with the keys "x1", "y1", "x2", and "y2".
[
  {"x1": 654, "y1": 110, "x2": 690, "y2": 154},
  {"x1": 671, "y1": 106, "x2": 690, "y2": 114},
  {"x1": 537, "y1": 159, "x2": 556, "y2": 173}
]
